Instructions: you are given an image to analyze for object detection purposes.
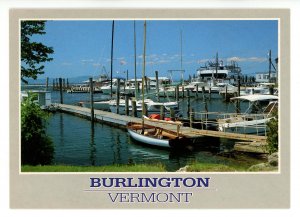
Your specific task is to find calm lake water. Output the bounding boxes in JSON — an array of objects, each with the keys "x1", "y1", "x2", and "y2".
[{"x1": 33, "y1": 88, "x2": 265, "y2": 171}]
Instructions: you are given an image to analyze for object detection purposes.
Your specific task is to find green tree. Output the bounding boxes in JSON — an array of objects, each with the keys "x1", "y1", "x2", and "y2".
[
  {"x1": 266, "y1": 110, "x2": 278, "y2": 154},
  {"x1": 21, "y1": 95, "x2": 54, "y2": 165},
  {"x1": 21, "y1": 21, "x2": 54, "y2": 83}
]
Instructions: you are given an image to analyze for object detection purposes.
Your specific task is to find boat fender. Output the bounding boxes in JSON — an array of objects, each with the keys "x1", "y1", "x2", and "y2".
[{"x1": 149, "y1": 114, "x2": 160, "y2": 120}]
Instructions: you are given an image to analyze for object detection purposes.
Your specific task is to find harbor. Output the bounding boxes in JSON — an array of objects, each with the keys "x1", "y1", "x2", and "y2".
[
  {"x1": 20, "y1": 20, "x2": 279, "y2": 172},
  {"x1": 21, "y1": 83, "x2": 276, "y2": 171}
]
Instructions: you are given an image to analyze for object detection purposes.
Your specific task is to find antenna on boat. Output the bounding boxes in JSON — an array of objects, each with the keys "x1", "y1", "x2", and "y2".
[
  {"x1": 142, "y1": 20, "x2": 147, "y2": 130},
  {"x1": 110, "y1": 20, "x2": 115, "y2": 99}
]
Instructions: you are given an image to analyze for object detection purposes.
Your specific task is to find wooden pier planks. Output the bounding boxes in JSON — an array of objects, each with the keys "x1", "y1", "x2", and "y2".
[{"x1": 56, "y1": 103, "x2": 267, "y2": 142}]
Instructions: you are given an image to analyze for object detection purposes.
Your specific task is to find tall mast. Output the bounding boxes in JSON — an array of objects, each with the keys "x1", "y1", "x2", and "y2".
[
  {"x1": 215, "y1": 52, "x2": 218, "y2": 79},
  {"x1": 268, "y1": 49, "x2": 272, "y2": 83},
  {"x1": 180, "y1": 30, "x2": 183, "y2": 84},
  {"x1": 110, "y1": 20, "x2": 115, "y2": 98},
  {"x1": 134, "y1": 20, "x2": 138, "y2": 99},
  {"x1": 142, "y1": 20, "x2": 147, "y2": 128}
]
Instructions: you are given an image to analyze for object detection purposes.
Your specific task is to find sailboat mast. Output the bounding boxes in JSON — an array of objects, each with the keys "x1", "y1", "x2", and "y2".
[
  {"x1": 268, "y1": 49, "x2": 272, "y2": 83},
  {"x1": 215, "y1": 52, "x2": 218, "y2": 79},
  {"x1": 180, "y1": 30, "x2": 183, "y2": 85},
  {"x1": 110, "y1": 20, "x2": 115, "y2": 98},
  {"x1": 134, "y1": 20, "x2": 138, "y2": 99},
  {"x1": 142, "y1": 20, "x2": 147, "y2": 127}
]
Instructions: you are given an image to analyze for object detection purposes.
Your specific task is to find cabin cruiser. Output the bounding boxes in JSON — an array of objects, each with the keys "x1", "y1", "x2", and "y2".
[{"x1": 217, "y1": 94, "x2": 278, "y2": 134}]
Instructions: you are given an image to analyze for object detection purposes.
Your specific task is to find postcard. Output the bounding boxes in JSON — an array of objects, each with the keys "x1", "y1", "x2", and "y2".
[{"x1": 10, "y1": 8, "x2": 290, "y2": 209}]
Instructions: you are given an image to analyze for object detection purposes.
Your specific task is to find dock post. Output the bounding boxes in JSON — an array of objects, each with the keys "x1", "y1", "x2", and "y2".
[
  {"x1": 182, "y1": 85, "x2": 185, "y2": 98},
  {"x1": 56, "y1": 78, "x2": 58, "y2": 90},
  {"x1": 201, "y1": 86, "x2": 206, "y2": 101},
  {"x1": 237, "y1": 75, "x2": 241, "y2": 96},
  {"x1": 209, "y1": 87, "x2": 211, "y2": 100},
  {"x1": 59, "y1": 78, "x2": 63, "y2": 104},
  {"x1": 125, "y1": 94, "x2": 129, "y2": 116},
  {"x1": 155, "y1": 71, "x2": 159, "y2": 102},
  {"x1": 46, "y1": 77, "x2": 49, "y2": 90},
  {"x1": 175, "y1": 85, "x2": 179, "y2": 102},
  {"x1": 62, "y1": 78, "x2": 66, "y2": 90},
  {"x1": 187, "y1": 89, "x2": 190, "y2": 117},
  {"x1": 190, "y1": 108, "x2": 194, "y2": 128},
  {"x1": 116, "y1": 78, "x2": 120, "y2": 114},
  {"x1": 89, "y1": 77, "x2": 94, "y2": 122},
  {"x1": 204, "y1": 100, "x2": 208, "y2": 129},
  {"x1": 269, "y1": 86, "x2": 274, "y2": 95},
  {"x1": 170, "y1": 108, "x2": 175, "y2": 121},
  {"x1": 196, "y1": 84, "x2": 199, "y2": 98},
  {"x1": 143, "y1": 103, "x2": 148, "y2": 117},
  {"x1": 224, "y1": 85, "x2": 228, "y2": 102},
  {"x1": 132, "y1": 100, "x2": 137, "y2": 117},
  {"x1": 52, "y1": 79, "x2": 55, "y2": 91},
  {"x1": 148, "y1": 78, "x2": 151, "y2": 92},
  {"x1": 160, "y1": 105, "x2": 165, "y2": 120}
]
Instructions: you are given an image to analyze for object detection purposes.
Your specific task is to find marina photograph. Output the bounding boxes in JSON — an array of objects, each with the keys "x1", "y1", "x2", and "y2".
[{"x1": 20, "y1": 19, "x2": 279, "y2": 172}]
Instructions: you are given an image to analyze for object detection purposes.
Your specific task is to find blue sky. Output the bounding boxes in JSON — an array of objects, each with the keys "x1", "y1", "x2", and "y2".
[{"x1": 32, "y1": 20, "x2": 278, "y2": 80}]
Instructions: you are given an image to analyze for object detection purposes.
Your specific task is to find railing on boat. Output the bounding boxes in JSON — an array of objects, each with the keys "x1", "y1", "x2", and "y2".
[{"x1": 189, "y1": 111, "x2": 275, "y2": 137}]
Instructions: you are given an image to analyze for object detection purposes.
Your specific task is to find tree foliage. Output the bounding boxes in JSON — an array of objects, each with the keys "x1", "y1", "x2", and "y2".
[
  {"x1": 21, "y1": 95, "x2": 54, "y2": 165},
  {"x1": 21, "y1": 21, "x2": 54, "y2": 83},
  {"x1": 266, "y1": 110, "x2": 278, "y2": 154}
]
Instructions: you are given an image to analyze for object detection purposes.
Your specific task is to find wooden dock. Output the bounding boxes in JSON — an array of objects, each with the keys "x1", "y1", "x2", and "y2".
[{"x1": 54, "y1": 103, "x2": 267, "y2": 142}]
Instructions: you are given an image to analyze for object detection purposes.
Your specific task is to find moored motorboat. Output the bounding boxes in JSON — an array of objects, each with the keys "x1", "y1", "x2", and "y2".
[{"x1": 217, "y1": 94, "x2": 278, "y2": 134}]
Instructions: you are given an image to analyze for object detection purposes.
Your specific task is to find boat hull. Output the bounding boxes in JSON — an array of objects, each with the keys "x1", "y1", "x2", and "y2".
[
  {"x1": 127, "y1": 122, "x2": 189, "y2": 149},
  {"x1": 128, "y1": 128, "x2": 170, "y2": 148}
]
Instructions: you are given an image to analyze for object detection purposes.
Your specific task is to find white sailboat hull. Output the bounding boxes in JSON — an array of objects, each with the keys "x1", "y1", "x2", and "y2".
[{"x1": 128, "y1": 128, "x2": 170, "y2": 148}]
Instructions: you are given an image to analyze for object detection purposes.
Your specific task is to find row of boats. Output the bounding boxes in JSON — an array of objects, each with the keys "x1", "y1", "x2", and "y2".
[{"x1": 126, "y1": 94, "x2": 278, "y2": 149}]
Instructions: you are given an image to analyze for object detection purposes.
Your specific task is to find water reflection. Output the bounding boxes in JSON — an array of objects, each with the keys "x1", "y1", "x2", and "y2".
[
  {"x1": 89, "y1": 123, "x2": 96, "y2": 166},
  {"x1": 46, "y1": 104, "x2": 264, "y2": 171}
]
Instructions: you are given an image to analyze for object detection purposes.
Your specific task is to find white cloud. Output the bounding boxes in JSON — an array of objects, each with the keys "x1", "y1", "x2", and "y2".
[
  {"x1": 92, "y1": 63, "x2": 102, "y2": 67},
  {"x1": 197, "y1": 59, "x2": 211, "y2": 64},
  {"x1": 227, "y1": 56, "x2": 267, "y2": 63}
]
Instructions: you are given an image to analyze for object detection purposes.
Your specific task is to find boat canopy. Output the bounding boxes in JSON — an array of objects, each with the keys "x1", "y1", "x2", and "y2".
[{"x1": 230, "y1": 95, "x2": 279, "y2": 102}]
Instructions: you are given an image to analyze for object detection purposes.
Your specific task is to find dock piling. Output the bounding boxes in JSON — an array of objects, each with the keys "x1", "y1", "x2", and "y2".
[
  {"x1": 175, "y1": 85, "x2": 179, "y2": 102},
  {"x1": 59, "y1": 78, "x2": 63, "y2": 104},
  {"x1": 116, "y1": 78, "x2": 120, "y2": 114},
  {"x1": 89, "y1": 77, "x2": 94, "y2": 122},
  {"x1": 132, "y1": 100, "x2": 137, "y2": 117},
  {"x1": 187, "y1": 89, "x2": 190, "y2": 117},
  {"x1": 125, "y1": 94, "x2": 129, "y2": 116},
  {"x1": 46, "y1": 77, "x2": 49, "y2": 89},
  {"x1": 170, "y1": 108, "x2": 175, "y2": 121},
  {"x1": 201, "y1": 86, "x2": 206, "y2": 101},
  {"x1": 160, "y1": 105, "x2": 165, "y2": 120},
  {"x1": 143, "y1": 103, "x2": 148, "y2": 117},
  {"x1": 155, "y1": 71, "x2": 159, "y2": 102}
]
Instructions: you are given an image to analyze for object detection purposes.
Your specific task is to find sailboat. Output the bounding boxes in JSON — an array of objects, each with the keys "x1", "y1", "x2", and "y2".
[{"x1": 127, "y1": 21, "x2": 188, "y2": 148}]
